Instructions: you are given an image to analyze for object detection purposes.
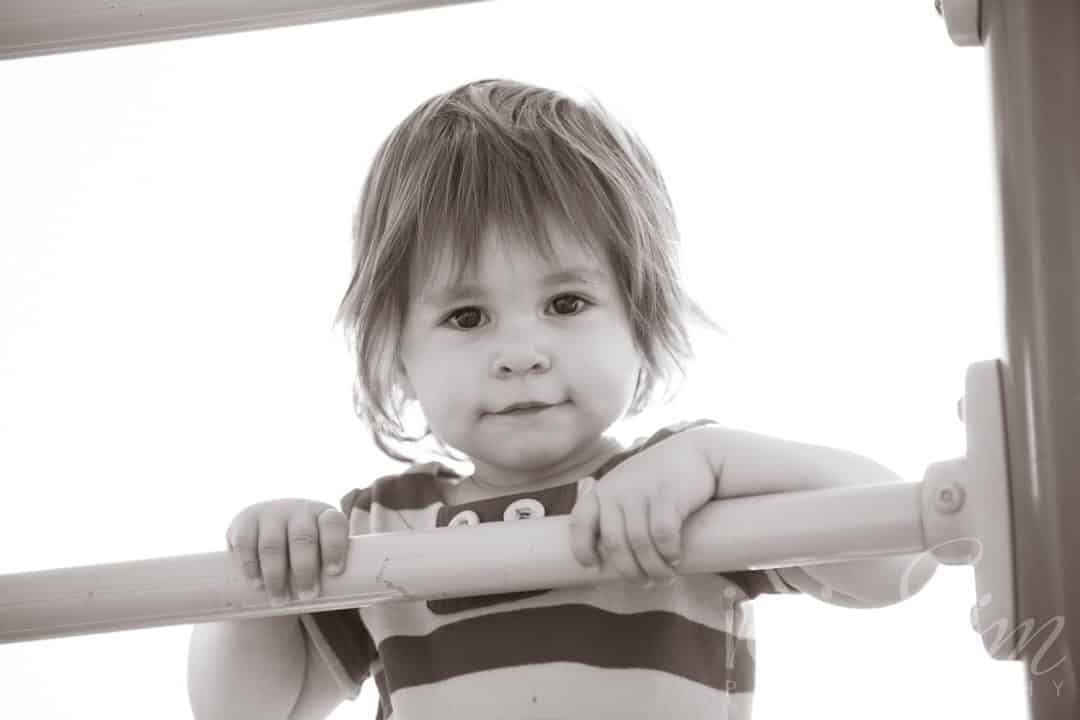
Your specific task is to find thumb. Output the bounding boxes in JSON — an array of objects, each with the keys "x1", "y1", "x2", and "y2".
[{"x1": 568, "y1": 479, "x2": 601, "y2": 567}]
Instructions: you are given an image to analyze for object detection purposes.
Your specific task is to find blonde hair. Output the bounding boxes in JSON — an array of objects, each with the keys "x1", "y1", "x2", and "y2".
[{"x1": 334, "y1": 78, "x2": 724, "y2": 466}]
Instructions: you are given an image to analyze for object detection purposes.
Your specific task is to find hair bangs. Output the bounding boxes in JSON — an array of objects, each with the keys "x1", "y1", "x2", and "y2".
[{"x1": 407, "y1": 124, "x2": 611, "y2": 301}]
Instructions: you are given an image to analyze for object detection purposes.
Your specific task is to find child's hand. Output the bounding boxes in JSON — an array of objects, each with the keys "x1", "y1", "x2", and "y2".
[
  {"x1": 225, "y1": 499, "x2": 350, "y2": 606},
  {"x1": 568, "y1": 428, "x2": 716, "y2": 586}
]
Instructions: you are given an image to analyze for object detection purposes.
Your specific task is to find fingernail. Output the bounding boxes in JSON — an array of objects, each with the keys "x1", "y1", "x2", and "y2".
[
  {"x1": 661, "y1": 576, "x2": 677, "y2": 586},
  {"x1": 641, "y1": 579, "x2": 655, "y2": 589},
  {"x1": 670, "y1": 558, "x2": 681, "y2": 567},
  {"x1": 269, "y1": 593, "x2": 288, "y2": 607},
  {"x1": 249, "y1": 577, "x2": 265, "y2": 591},
  {"x1": 326, "y1": 562, "x2": 343, "y2": 575},
  {"x1": 298, "y1": 586, "x2": 318, "y2": 602}
]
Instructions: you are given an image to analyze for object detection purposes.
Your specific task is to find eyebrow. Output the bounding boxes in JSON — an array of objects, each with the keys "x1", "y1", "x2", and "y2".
[{"x1": 421, "y1": 266, "x2": 608, "y2": 307}]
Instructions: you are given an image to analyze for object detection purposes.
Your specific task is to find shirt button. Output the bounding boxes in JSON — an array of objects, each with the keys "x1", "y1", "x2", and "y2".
[
  {"x1": 448, "y1": 509, "x2": 480, "y2": 527},
  {"x1": 503, "y1": 498, "x2": 545, "y2": 521}
]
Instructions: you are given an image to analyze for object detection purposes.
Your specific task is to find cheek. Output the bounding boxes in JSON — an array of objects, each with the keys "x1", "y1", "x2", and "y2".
[
  {"x1": 410, "y1": 354, "x2": 474, "y2": 413},
  {"x1": 400, "y1": 330, "x2": 459, "y2": 395},
  {"x1": 571, "y1": 325, "x2": 641, "y2": 387}
]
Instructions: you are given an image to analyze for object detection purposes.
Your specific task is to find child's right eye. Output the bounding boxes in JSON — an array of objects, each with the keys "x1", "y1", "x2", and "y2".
[{"x1": 443, "y1": 306, "x2": 484, "y2": 330}]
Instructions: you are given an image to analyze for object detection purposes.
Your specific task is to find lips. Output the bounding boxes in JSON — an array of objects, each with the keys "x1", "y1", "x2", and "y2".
[{"x1": 496, "y1": 401, "x2": 557, "y2": 414}]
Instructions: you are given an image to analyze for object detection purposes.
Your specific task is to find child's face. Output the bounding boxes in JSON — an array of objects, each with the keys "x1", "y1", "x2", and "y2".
[{"x1": 398, "y1": 212, "x2": 643, "y2": 484}]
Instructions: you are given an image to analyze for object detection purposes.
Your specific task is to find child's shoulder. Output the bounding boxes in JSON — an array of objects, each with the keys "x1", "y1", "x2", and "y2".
[
  {"x1": 634, "y1": 418, "x2": 718, "y2": 445},
  {"x1": 338, "y1": 461, "x2": 461, "y2": 516},
  {"x1": 592, "y1": 417, "x2": 719, "y2": 480}
]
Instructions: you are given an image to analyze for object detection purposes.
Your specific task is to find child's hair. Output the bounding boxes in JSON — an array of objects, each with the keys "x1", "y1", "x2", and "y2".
[{"x1": 334, "y1": 78, "x2": 724, "y2": 467}]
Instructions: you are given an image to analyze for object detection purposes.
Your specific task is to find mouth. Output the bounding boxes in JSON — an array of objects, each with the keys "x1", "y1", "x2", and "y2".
[{"x1": 493, "y1": 401, "x2": 562, "y2": 416}]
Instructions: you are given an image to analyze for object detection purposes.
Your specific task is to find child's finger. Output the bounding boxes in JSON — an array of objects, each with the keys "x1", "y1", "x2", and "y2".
[
  {"x1": 318, "y1": 507, "x2": 349, "y2": 575},
  {"x1": 227, "y1": 520, "x2": 263, "y2": 591},
  {"x1": 257, "y1": 514, "x2": 290, "y2": 605},
  {"x1": 287, "y1": 512, "x2": 321, "y2": 601},
  {"x1": 599, "y1": 500, "x2": 647, "y2": 584},
  {"x1": 648, "y1": 495, "x2": 683, "y2": 568},
  {"x1": 568, "y1": 490, "x2": 601, "y2": 567},
  {"x1": 622, "y1": 499, "x2": 677, "y2": 584}
]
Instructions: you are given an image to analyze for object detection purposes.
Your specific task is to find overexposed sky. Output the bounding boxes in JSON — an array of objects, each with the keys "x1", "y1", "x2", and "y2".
[{"x1": 0, "y1": 0, "x2": 1025, "y2": 717}]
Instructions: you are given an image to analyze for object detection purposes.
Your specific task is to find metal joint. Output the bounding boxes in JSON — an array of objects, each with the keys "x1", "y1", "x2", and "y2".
[
  {"x1": 937, "y1": 0, "x2": 983, "y2": 47},
  {"x1": 920, "y1": 360, "x2": 1017, "y2": 660}
]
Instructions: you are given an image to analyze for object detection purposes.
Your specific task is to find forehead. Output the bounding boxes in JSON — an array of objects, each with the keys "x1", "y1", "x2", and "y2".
[{"x1": 415, "y1": 214, "x2": 610, "y2": 302}]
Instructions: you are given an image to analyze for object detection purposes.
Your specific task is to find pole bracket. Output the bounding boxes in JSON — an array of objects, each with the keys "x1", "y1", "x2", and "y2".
[
  {"x1": 937, "y1": 0, "x2": 982, "y2": 47},
  {"x1": 922, "y1": 359, "x2": 1017, "y2": 660}
]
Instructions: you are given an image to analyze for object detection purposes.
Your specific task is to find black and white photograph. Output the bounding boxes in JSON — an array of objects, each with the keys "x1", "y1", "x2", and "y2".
[{"x1": 2, "y1": 1, "x2": 1075, "y2": 718}]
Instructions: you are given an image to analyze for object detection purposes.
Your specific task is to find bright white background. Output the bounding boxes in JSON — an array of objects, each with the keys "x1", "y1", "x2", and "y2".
[{"x1": 0, "y1": 0, "x2": 1026, "y2": 717}]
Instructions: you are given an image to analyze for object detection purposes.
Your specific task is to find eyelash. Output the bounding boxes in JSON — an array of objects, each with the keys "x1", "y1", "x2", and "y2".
[{"x1": 440, "y1": 293, "x2": 592, "y2": 330}]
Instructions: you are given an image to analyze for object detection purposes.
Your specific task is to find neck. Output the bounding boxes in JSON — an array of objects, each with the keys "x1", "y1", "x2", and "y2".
[{"x1": 468, "y1": 435, "x2": 623, "y2": 494}]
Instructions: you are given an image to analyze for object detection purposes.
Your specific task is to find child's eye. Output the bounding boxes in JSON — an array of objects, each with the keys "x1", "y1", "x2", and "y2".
[
  {"x1": 444, "y1": 306, "x2": 485, "y2": 330},
  {"x1": 550, "y1": 293, "x2": 589, "y2": 316},
  {"x1": 441, "y1": 294, "x2": 591, "y2": 330}
]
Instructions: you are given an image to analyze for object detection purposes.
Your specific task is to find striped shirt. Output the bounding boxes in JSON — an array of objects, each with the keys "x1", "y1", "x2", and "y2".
[{"x1": 300, "y1": 419, "x2": 801, "y2": 719}]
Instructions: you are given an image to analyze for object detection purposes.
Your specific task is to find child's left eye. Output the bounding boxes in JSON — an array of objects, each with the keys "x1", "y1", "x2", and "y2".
[{"x1": 550, "y1": 293, "x2": 590, "y2": 315}]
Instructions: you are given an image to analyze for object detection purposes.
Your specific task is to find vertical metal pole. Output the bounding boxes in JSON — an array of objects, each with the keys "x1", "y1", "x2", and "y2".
[{"x1": 982, "y1": 0, "x2": 1080, "y2": 716}]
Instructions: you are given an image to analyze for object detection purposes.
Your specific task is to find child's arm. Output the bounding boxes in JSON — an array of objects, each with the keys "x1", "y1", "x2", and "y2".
[
  {"x1": 569, "y1": 423, "x2": 937, "y2": 608},
  {"x1": 187, "y1": 611, "x2": 350, "y2": 720},
  {"x1": 694, "y1": 425, "x2": 938, "y2": 608},
  {"x1": 187, "y1": 616, "x2": 309, "y2": 719},
  {"x1": 287, "y1": 620, "x2": 354, "y2": 720},
  {"x1": 188, "y1": 497, "x2": 358, "y2": 719}
]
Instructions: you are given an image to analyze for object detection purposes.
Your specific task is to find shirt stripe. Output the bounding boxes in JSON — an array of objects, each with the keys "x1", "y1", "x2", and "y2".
[{"x1": 378, "y1": 602, "x2": 756, "y2": 693}]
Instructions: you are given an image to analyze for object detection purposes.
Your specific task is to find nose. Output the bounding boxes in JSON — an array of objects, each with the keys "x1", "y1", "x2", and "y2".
[{"x1": 491, "y1": 342, "x2": 551, "y2": 378}]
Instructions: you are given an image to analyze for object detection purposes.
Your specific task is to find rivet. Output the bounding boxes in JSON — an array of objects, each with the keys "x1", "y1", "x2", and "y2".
[{"x1": 935, "y1": 481, "x2": 965, "y2": 513}]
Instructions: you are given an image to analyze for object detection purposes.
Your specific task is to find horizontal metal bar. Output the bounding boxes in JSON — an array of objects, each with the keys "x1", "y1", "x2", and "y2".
[
  {"x1": 0, "y1": 0, "x2": 490, "y2": 61},
  {"x1": 0, "y1": 482, "x2": 925, "y2": 644}
]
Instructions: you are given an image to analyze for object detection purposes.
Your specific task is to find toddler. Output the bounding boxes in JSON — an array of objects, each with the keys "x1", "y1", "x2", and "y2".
[{"x1": 187, "y1": 78, "x2": 935, "y2": 720}]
